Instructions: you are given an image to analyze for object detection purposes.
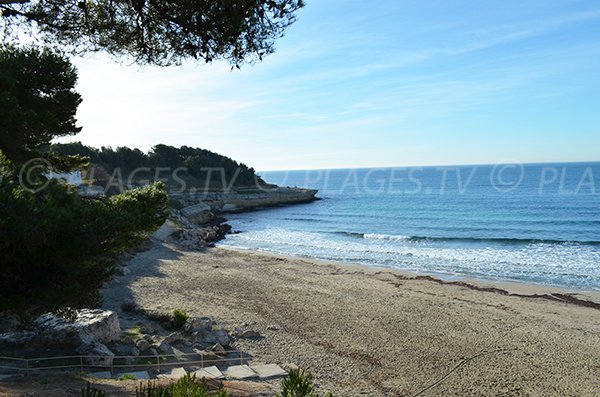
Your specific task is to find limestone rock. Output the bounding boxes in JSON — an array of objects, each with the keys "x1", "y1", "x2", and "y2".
[
  {"x1": 194, "y1": 328, "x2": 231, "y2": 347},
  {"x1": 164, "y1": 331, "x2": 186, "y2": 344},
  {"x1": 34, "y1": 309, "x2": 120, "y2": 346},
  {"x1": 184, "y1": 317, "x2": 212, "y2": 333},
  {"x1": 84, "y1": 343, "x2": 115, "y2": 367},
  {"x1": 233, "y1": 328, "x2": 262, "y2": 339}
]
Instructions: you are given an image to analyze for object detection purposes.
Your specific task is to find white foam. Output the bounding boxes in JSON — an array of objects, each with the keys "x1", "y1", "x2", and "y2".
[{"x1": 364, "y1": 233, "x2": 410, "y2": 241}]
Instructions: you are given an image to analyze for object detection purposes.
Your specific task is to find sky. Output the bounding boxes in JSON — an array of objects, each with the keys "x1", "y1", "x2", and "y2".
[{"x1": 63, "y1": 0, "x2": 600, "y2": 171}]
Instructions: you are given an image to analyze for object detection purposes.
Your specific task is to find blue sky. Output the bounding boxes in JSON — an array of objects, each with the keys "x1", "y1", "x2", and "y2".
[{"x1": 66, "y1": 0, "x2": 600, "y2": 170}]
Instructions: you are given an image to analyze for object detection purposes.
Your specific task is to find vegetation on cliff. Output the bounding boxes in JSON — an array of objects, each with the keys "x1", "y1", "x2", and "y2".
[{"x1": 50, "y1": 142, "x2": 267, "y2": 192}]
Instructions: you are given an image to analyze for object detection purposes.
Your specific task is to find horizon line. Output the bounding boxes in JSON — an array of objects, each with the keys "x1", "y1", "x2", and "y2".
[{"x1": 258, "y1": 159, "x2": 600, "y2": 173}]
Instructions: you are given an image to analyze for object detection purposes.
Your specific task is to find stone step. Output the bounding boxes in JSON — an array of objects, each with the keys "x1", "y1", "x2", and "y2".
[
  {"x1": 192, "y1": 366, "x2": 224, "y2": 380},
  {"x1": 222, "y1": 364, "x2": 259, "y2": 380},
  {"x1": 249, "y1": 364, "x2": 287, "y2": 379},
  {"x1": 159, "y1": 367, "x2": 187, "y2": 380}
]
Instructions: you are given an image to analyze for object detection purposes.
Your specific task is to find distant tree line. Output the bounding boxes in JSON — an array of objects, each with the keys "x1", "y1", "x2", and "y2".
[{"x1": 50, "y1": 142, "x2": 267, "y2": 191}]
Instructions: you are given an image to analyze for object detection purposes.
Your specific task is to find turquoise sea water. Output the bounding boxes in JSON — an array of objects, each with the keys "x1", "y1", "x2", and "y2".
[{"x1": 217, "y1": 162, "x2": 600, "y2": 290}]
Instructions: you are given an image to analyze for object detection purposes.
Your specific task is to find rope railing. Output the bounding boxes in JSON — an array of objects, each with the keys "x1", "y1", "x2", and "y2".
[{"x1": 0, "y1": 349, "x2": 250, "y2": 377}]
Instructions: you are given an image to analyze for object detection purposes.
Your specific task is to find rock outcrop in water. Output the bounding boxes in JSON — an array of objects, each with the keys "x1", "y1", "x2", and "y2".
[{"x1": 166, "y1": 187, "x2": 318, "y2": 249}]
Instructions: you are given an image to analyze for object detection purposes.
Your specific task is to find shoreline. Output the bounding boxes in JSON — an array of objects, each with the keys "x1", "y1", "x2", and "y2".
[
  {"x1": 101, "y1": 239, "x2": 600, "y2": 396},
  {"x1": 217, "y1": 246, "x2": 600, "y2": 307}
]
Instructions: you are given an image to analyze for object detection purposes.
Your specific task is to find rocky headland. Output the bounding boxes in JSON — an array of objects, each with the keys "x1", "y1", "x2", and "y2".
[{"x1": 166, "y1": 187, "x2": 318, "y2": 250}]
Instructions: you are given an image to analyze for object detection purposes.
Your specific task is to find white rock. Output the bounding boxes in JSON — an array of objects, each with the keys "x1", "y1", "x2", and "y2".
[{"x1": 34, "y1": 309, "x2": 120, "y2": 346}]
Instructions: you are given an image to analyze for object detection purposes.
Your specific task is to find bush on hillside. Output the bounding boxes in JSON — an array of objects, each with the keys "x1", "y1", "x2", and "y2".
[{"x1": 0, "y1": 177, "x2": 168, "y2": 316}]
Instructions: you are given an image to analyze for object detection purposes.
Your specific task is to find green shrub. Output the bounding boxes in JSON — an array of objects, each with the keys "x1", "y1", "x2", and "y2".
[
  {"x1": 119, "y1": 374, "x2": 136, "y2": 381},
  {"x1": 81, "y1": 382, "x2": 106, "y2": 397},
  {"x1": 135, "y1": 374, "x2": 228, "y2": 397},
  {"x1": 172, "y1": 310, "x2": 189, "y2": 329},
  {"x1": 0, "y1": 178, "x2": 168, "y2": 316},
  {"x1": 276, "y1": 368, "x2": 333, "y2": 397}
]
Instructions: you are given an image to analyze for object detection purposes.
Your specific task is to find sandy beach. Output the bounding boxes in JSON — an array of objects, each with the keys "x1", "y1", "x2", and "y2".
[{"x1": 102, "y1": 241, "x2": 600, "y2": 396}]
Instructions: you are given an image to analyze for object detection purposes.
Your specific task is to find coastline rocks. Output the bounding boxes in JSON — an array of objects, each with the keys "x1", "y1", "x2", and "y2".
[
  {"x1": 172, "y1": 224, "x2": 233, "y2": 250},
  {"x1": 171, "y1": 187, "x2": 319, "y2": 213},
  {"x1": 168, "y1": 187, "x2": 318, "y2": 251},
  {"x1": 201, "y1": 224, "x2": 232, "y2": 243},
  {"x1": 180, "y1": 203, "x2": 215, "y2": 224}
]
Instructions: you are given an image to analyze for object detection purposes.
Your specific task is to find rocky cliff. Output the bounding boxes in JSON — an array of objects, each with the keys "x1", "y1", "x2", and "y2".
[
  {"x1": 164, "y1": 187, "x2": 318, "y2": 249},
  {"x1": 172, "y1": 187, "x2": 318, "y2": 223}
]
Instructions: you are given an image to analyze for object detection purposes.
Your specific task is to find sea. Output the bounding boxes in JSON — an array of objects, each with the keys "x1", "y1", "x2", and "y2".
[{"x1": 217, "y1": 162, "x2": 600, "y2": 291}]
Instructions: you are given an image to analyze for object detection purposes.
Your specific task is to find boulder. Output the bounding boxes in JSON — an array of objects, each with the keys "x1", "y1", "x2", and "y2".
[
  {"x1": 233, "y1": 328, "x2": 261, "y2": 339},
  {"x1": 135, "y1": 338, "x2": 151, "y2": 352},
  {"x1": 164, "y1": 331, "x2": 186, "y2": 344},
  {"x1": 196, "y1": 329, "x2": 231, "y2": 346},
  {"x1": 184, "y1": 317, "x2": 212, "y2": 333},
  {"x1": 84, "y1": 343, "x2": 115, "y2": 367},
  {"x1": 181, "y1": 203, "x2": 215, "y2": 224},
  {"x1": 34, "y1": 309, "x2": 120, "y2": 346},
  {"x1": 158, "y1": 341, "x2": 173, "y2": 354}
]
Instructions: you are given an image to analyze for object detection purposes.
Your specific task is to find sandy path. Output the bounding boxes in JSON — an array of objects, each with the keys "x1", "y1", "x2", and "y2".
[{"x1": 102, "y1": 241, "x2": 600, "y2": 396}]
